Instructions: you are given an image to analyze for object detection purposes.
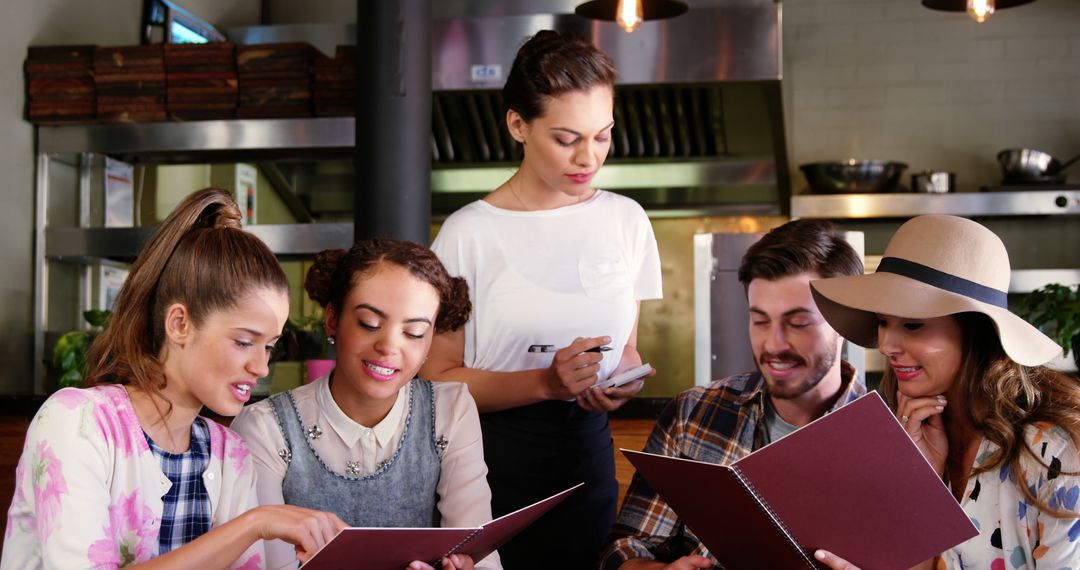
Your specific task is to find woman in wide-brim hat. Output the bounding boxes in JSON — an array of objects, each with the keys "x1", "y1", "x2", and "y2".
[{"x1": 807, "y1": 215, "x2": 1080, "y2": 569}]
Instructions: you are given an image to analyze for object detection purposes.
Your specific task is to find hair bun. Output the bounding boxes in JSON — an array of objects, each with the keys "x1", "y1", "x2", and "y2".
[
  {"x1": 305, "y1": 249, "x2": 347, "y2": 307},
  {"x1": 436, "y1": 276, "x2": 473, "y2": 333},
  {"x1": 193, "y1": 192, "x2": 243, "y2": 230}
]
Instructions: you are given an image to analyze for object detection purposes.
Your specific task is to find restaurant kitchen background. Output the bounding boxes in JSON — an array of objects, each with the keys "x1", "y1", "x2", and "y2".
[{"x1": 2, "y1": 0, "x2": 1078, "y2": 395}]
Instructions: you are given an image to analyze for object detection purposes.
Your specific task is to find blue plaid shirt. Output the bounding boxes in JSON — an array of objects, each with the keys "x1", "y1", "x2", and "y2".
[{"x1": 145, "y1": 417, "x2": 212, "y2": 555}]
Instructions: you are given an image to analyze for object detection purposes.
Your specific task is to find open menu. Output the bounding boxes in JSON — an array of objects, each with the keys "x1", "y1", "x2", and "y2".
[
  {"x1": 622, "y1": 392, "x2": 978, "y2": 570},
  {"x1": 299, "y1": 483, "x2": 582, "y2": 570}
]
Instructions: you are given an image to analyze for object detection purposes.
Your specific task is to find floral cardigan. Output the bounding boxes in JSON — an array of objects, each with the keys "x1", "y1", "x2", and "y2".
[{"x1": 1, "y1": 384, "x2": 264, "y2": 569}]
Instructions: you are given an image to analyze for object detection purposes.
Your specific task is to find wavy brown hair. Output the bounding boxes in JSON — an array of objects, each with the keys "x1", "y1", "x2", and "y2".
[
  {"x1": 880, "y1": 312, "x2": 1080, "y2": 517},
  {"x1": 737, "y1": 219, "x2": 863, "y2": 286},
  {"x1": 86, "y1": 188, "x2": 289, "y2": 409},
  {"x1": 304, "y1": 237, "x2": 471, "y2": 334}
]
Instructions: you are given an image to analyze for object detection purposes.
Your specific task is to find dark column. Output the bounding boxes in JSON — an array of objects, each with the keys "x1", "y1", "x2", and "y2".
[{"x1": 355, "y1": 0, "x2": 431, "y2": 244}]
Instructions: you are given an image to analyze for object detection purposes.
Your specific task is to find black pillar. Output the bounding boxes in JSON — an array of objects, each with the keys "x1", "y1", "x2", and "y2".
[{"x1": 355, "y1": 0, "x2": 431, "y2": 244}]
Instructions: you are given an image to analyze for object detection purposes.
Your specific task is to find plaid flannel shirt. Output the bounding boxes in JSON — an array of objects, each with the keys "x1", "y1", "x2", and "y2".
[
  {"x1": 600, "y1": 362, "x2": 864, "y2": 569},
  {"x1": 147, "y1": 417, "x2": 212, "y2": 555}
]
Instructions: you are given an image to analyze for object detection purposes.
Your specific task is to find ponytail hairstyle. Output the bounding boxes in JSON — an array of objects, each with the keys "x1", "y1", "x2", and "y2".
[
  {"x1": 86, "y1": 188, "x2": 289, "y2": 404},
  {"x1": 304, "y1": 238, "x2": 471, "y2": 334},
  {"x1": 502, "y1": 29, "x2": 617, "y2": 123}
]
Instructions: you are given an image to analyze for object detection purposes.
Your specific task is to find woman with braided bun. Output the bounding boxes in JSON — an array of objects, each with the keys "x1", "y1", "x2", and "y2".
[{"x1": 232, "y1": 238, "x2": 502, "y2": 570}]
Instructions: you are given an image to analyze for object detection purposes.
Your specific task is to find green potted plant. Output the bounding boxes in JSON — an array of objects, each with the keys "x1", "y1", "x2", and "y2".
[
  {"x1": 52, "y1": 309, "x2": 111, "y2": 389},
  {"x1": 1017, "y1": 283, "x2": 1080, "y2": 371},
  {"x1": 274, "y1": 312, "x2": 336, "y2": 383}
]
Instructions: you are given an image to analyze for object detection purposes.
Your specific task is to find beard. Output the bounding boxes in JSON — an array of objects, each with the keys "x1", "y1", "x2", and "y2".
[{"x1": 759, "y1": 338, "x2": 839, "y2": 401}]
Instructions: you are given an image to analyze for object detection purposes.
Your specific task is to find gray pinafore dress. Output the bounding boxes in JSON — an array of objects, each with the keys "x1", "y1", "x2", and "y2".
[{"x1": 268, "y1": 378, "x2": 441, "y2": 527}]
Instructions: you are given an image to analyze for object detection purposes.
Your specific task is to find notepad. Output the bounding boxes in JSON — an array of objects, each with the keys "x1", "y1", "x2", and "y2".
[
  {"x1": 300, "y1": 483, "x2": 582, "y2": 570},
  {"x1": 595, "y1": 363, "x2": 653, "y2": 389},
  {"x1": 622, "y1": 392, "x2": 978, "y2": 570}
]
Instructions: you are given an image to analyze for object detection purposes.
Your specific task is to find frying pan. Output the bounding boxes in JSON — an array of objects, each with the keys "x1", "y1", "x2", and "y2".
[{"x1": 997, "y1": 148, "x2": 1080, "y2": 182}]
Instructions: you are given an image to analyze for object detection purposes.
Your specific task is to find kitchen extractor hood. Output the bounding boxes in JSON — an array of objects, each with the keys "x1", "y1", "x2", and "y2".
[{"x1": 226, "y1": 1, "x2": 788, "y2": 217}]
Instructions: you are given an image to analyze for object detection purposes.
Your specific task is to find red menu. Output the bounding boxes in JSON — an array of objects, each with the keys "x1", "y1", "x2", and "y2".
[
  {"x1": 623, "y1": 392, "x2": 977, "y2": 570},
  {"x1": 300, "y1": 483, "x2": 582, "y2": 570}
]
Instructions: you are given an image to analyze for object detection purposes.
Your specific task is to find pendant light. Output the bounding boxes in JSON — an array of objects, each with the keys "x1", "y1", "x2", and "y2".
[
  {"x1": 922, "y1": 0, "x2": 1037, "y2": 23},
  {"x1": 575, "y1": 0, "x2": 689, "y2": 33}
]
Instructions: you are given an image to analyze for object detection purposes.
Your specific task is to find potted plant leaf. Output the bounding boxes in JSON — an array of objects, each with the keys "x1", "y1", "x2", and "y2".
[
  {"x1": 1017, "y1": 283, "x2": 1080, "y2": 371},
  {"x1": 52, "y1": 309, "x2": 111, "y2": 389}
]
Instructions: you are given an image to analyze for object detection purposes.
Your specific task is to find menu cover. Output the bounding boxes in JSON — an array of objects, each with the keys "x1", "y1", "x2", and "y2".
[
  {"x1": 622, "y1": 392, "x2": 978, "y2": 570},
  {"x1": 300, "y1": 483, "x2": 582, "y2": 570}
]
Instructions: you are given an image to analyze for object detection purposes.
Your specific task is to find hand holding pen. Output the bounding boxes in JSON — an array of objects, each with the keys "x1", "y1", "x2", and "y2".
[{"x1": 534, "y1": 336, "x2": 611, "y2": 401}]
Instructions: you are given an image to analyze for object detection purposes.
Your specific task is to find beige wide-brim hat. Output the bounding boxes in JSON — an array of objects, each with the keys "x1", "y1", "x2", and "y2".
[{"x1": 810, "y1": 215, "x2": 1061, "y2": 367}]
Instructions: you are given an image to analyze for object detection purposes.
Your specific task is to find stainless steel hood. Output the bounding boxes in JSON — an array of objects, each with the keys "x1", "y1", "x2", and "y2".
[{"x1": 229, "y1": 2, "x2": 789, "y2": 217}]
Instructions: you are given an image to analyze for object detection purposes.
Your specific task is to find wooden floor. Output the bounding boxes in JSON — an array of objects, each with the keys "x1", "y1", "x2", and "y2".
[
  {"x1": 0, "y1": 414, "x2": 656, "y2": 543},
  {"x1": 611, "y1": 419, "x2": 655, "y2": 505}
]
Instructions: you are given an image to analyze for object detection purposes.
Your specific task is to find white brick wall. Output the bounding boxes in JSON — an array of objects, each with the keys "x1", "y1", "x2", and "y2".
[{"x1": 784, "y1": 0, "x2": 1080, "y2": 191}]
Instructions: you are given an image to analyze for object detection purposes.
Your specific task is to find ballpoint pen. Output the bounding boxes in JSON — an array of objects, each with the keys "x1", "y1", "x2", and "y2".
[{"x1": 528, "y1": 344, "x2": 612, "y2": 353}]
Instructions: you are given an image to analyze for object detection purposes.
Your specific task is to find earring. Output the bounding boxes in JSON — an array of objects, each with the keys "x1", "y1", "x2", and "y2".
[{"x1": 327, "y1": 336, "x2": 335, "y2": 345}]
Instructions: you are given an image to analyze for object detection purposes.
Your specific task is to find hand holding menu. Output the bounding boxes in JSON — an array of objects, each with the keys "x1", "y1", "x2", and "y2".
[
  {"x1": 299, "y1": 483, "x2": 582, "y2": 570},
  {"x1": 622, "y1": 392, "x2": 977, "y2": 570}
]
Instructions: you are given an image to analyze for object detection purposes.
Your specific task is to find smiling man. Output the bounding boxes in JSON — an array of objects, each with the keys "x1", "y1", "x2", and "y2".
[{"x1": 600, "y1": 219, "x2": 866, "y2": 570}]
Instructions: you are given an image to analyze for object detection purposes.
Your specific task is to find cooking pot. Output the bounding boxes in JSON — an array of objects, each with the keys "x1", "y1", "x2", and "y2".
[
  {"x1": 910, "y1": 171, "x2": 956, "y2": 193},
  {"x1": 997, "y1": 148, "x2": 1080, "y2": 182},
  {"x1": 800, "y1": 160, "x2": 908, "y2": 194}
]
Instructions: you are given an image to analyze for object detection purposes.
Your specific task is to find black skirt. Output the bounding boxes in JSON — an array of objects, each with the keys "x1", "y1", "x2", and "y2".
[{"x1": 481, "y1": 400, "x2": 617, "y2": 570}]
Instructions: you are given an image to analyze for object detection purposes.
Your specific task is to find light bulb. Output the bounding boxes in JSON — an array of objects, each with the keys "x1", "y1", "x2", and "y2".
[
  {"x1": 616, "y1": 0, "x2": 644, "y2": 33},
  {"x1": 967, "y1": 0, "x2": 995, "y2": 22}
]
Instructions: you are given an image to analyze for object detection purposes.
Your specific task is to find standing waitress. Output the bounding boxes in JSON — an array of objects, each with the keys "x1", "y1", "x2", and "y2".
[{"x1": 422, "y1": 30, "x2": 663, "y2": 569}]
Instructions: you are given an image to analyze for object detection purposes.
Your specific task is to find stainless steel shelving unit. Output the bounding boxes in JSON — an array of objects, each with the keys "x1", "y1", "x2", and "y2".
[
  {"x1": 34, "y1": 117, "x2": 781, "y2": 393},
  {"x1": 792, "y1": 192, "x2": 1080, "y2": 374},
  {"x1": 38, "y1": 117, "x2": 356, "y2": 156},
  {"x1": 790, "y1": 191, "x2": 1080, "y2": 294},
  {"x1": 33, "y1": 118, "x2": 362, "y2": 393},
  {"x1": 791, "y1": 190, "x2": 1080, "y2": 219}
]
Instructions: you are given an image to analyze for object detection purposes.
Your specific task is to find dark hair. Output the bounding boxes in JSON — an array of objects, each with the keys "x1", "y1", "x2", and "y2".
[
  {"x1": 87, "y1": 188, "x2": 289, "y2": 399},
  {"x1": 737, "y1": 219, "x2": 863, "y2": 286},
  {"x1": 304, "y1": 238, "x2": 471, "y2": 333},
  {"x1": 881, "y1": 312, "x2": 1080, "y2": 518},
  {"x1": 502, "y1": 29, "x2": 617, "y2": 122}
]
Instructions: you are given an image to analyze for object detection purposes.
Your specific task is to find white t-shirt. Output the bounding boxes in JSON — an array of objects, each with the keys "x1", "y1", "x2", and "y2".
[{"x1": 431, "y1": 189, "x2": 663, "y2": 382}]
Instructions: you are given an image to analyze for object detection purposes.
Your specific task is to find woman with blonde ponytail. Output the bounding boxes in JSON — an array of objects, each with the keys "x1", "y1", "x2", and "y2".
[
  {"x1": 232, "y1": 238, "x2": 501, "y2": 570},
  {"x1": 2, "y1": 188, "x2": 345, "y2": 570}
]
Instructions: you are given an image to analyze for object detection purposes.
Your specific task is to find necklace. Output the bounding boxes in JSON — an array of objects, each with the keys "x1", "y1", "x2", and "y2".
[
  {"x1": 507, "y1": 178, "x2": 532, "y2": 211},
  {"x1": 506, "y1": 178, "x2": 587, "y2": 211}
]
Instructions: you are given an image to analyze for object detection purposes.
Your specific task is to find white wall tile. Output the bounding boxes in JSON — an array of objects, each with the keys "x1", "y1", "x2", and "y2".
[
  {"x1": 796, "y1": 23, "x2": 858, "y2": 45},
  {"x1": 855, "y1": 21, "x2": 915, "y2": 44},
  {"x1": 916, "y1": 62, "x2": 978, "y2": 81},
  {"x1": 828, "y1": 86, "x2": 888, "y2": 107},
  {"x1": 1005, "y1": 37, "x2": 1070, "y2": 60},
  {"x1": 885, "y1": 83, "x2": 946, "y2": 106},
  {"x1": 785, "y1": 0, "x2": 1080, "y2": 186},
  {"x1": 827, "y1": 43, "x2": 888, "y2": 65},
  {"x1": 856, "y1": 63, "x2": 916, "y2": 83},
  {"x1": 824, "y1": 3, "x2": 886, "y2": 24}
]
